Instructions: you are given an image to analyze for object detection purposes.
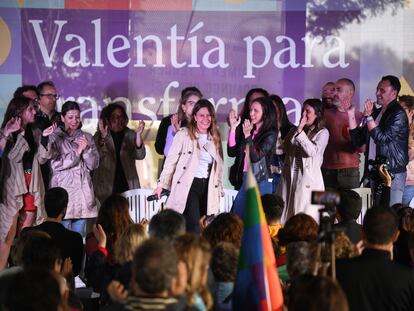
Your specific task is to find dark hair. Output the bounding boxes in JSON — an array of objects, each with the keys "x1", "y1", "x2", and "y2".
[
  {"x1": 133, "y1": 238, "x2": 178, "y2": 294},
  {"x1": 37, "y1": 80, "x2": 55, "y2": 94},
  {"x1": 381, "y1": 75, "x2": 401, "y2": 93},
  {"x1": 44, "y1": 187, "x2": 68, "y2": 218},
  {"x1": 202, "y1": 213, "x2": 243, "y2": 248},
  {"x1": 337, "y1": 190, "x2": 362, "y2": 221},
  {"x1": 13, "y1": 85, "x2": 39, "y2": 99},
  {"x1": 337, "y1": 78, "x2": 355, "y2": 93},
  {"x1": 61, "y1": 100, "x2": 80, "y2": 116},
  {"x1": 177, "y1": 89, "x2": 203, "y2": 121},
  {"x1": 278, "y1": 213, "x2": 319, "y2": 246},
  {"x1": 101, "y1": 102, "x2": 129, "y2": 124},
  {"x1": 188, "y1": 99, "x2": 223, "y2": 158},
  {"x1": 1, "y1": 96, "x2": 34, "y2": 128},
  {"x1": 211, "y1": 242, "x2": 239, "y2": 282},
  {"x1": 302, "y1": 98, "x2": 325, "y2": 139},
  {"x1": 289, "y1": 275, "x2": 349, "y2": 311},
  {"x1": 22, "y1": 235, "x2": 62, "y2": 270},
  {"x1": 286, "y1": 241, "x2": 317, "y2": 279},
  {"x1": 363, "y1": 207, "x2": 399, "y2": 245},
  {"x1": 181, "y1": 86, "x2": 203, "y2": 99},
  {"x1": 149, "y1": 209, "x2": 186, "y2": 241},
  {"x1": 250, "y1": 96, "x2": 277, "y2": 134},
  {"x1": 269, "y1": 94, "x2": 294, "y2": 139},
  {"x1": 240, "y1": 88, "x2": 269, "y2": 121},
  {"x1": 5, "y1": 269, "x2": 64, "y2": 311},
  {"x1": 399, "y1": 95, "x2": 414, "y2": 111},
  {"x1": 261, "y1": 193, "x2": 284, "y2": 223}
]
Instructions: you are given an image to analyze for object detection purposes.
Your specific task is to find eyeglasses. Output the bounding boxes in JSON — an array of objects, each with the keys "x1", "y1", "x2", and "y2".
[{"x1": 40, "y1": 93, "x2": 60, "y2": 99}]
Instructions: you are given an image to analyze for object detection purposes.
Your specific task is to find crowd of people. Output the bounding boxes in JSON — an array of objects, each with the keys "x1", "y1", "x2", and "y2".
[{"x1": 0, "y1": 75, "x2": 414, "y2": 310}]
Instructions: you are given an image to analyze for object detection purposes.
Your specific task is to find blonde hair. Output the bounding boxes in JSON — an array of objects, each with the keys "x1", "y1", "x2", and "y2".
[
  {"x1": 188, "y1": 99, "x2": 223, "y2": 158},
  {"x1": 114, "y1": 224, "x2": 148, "y2": 264},
  {"x1": 174, "y1": 234, "x2": 213, "y2": 310}
]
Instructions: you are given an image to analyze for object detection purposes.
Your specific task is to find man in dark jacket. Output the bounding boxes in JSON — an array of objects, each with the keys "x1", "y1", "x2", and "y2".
[
  {"x1": 347, "y1": 75, "x2": 408, "y2": 205},
  {"x1": 336, "y1": 207, "x2": 414, "y2": 311}
]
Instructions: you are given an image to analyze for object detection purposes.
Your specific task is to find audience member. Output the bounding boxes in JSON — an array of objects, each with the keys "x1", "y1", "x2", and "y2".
[
  {"x1": 148, "y1": 209, "x2": 186, "y2": 241},
  {"x1": 393, "y1": 206, "x2": 414, "y2": 267},
  {"x1": 269, "y1": 94, "x2": 294, "y2": 192},
  {"x1": 322, "y1": 78, "x2": 364, "y2": 190},
  {"x1": 348, "y1": 75, "x2": 408, "y2": 205},
  {"x1": 227, "y1": 87, "x2": 269, "y2": 190},
  {"x1": 202, "y1": 212, "x2": 243, "y2": 249},
  {"x1": 0, "y1": 97, "x2": 47, "y2": 270},
  {"x1": 285, "y1": 241, "x2": 317, "y2": 281},
  {"x1": 175, "y1": 234, "x2": 213, "y2": 311},
  {"x1": 22, "y1": 187, "x2": 84, "y2": 276},
  {"x1": 334, "y1": 189, "x2": 362, "y2": 244},
  {"x1": 261, "y1": 193, "x2": 284, "y2": 242},
  {"x1": 336, "y1": 207, "x2": 414, "y2": 311},
  {"x1": 277, "y1": 98, "x2": 329, "y2": 223},
  {"x1": 93, "y1": 102, "x2": 146, "y2": 205},
  {"x1": 334, "y1": 231, "x2": 357, "y2": 259},
  {"x1": 154, "y1": 99, "x2": 224, "y2": 234},
  {"x1": 288, "y1": 274, "x2": 349, "y2": 311},
  {"x1": 41, "y1": 101, "x2": 99, "y2": 237}
]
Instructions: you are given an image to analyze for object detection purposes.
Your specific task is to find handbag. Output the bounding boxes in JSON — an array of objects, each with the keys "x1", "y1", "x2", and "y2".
[{"x1": 252, "y1": 157, "x2": 268, "y2": 182}]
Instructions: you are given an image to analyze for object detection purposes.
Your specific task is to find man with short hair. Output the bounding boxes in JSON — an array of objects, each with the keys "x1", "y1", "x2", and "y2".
[
  {"x1": 23, "y1": 187, "x2": 83, "y2": 276},
  {"x1": 13, "y1": 85, "x2": 39, "y2": 101},
  {"x1": 336, "y1": 207, "x2": 414, "y2": 311},
  {"x1": 148, "y1": 209, "x2": 186, "y2": 241},
  {"x1": 334, "y1": 189, "x2": 362, "y2": 244},
  {"x1": 322, "y1": 78, "x2": 364, "y2": 190},
  {"x1": 348, "y1": 75, "x2": 409, "y2": 205}
]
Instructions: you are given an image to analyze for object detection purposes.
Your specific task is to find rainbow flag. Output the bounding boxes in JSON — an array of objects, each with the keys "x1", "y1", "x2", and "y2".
[{"x1": 232, "y1": 163, "x2": 284, "y2": 310}]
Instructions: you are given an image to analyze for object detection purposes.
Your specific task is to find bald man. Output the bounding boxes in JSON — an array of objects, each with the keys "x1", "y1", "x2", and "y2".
[{"x1": 322, "y1": 78, "x2": 364, "y2": 190}]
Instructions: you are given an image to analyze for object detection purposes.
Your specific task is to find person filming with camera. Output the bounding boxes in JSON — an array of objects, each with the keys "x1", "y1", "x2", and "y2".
[{"x1": 347, "y1": 75, "x2": 408, "y2": 206}]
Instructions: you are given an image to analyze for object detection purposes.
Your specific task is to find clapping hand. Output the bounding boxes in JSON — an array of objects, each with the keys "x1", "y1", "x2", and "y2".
[
  {"x1": 228, "y1": 110, "x2": 241, "y2": 131},
  {"x1": 363, "y1": 99, "x2": 375, "y2": 117},
  {"x1": 242, "y1": 119, "x2": 253, "y2": 138},
  {"x1": 42, "y1": 123, "x2": 57, "y2": 137},
  {"x1": 4, "y1": 117, "x2": 22, "y2": 136},
  {"x1": 93, "y1": 223, "x2": 107, "y2": 248},
  {"x1": 171, "y1": 113, "x2": 181, "y2": 133},
  {"x1": 135, "y1": 120, "x2": 145, "y2": 147},
  {"x1": 98, "y1": 119, "x2": 109, "y2": 138},
  {"x1": 76, "y1": 135, "x2": 88, "y2": 155}
]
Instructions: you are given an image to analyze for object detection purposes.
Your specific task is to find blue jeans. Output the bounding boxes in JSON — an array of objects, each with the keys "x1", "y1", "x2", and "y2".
[
  {"x1": 61, "y1": 219, "x2": 87, "y2": 238},
  {"x1": 402, "y1": 185, "x2": 414, "y2": 206},
  {"x1": 389, "y1": 172, "x2": 407, "y2": 206},
  {"x1": 232, "y1": 173, "x2": 272, "y2": 217}
]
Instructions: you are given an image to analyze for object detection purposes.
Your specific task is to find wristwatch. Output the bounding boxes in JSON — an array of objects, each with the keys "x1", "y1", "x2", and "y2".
[{"x1": 366, "y1": 115, "x2": 374, "y2": 123}]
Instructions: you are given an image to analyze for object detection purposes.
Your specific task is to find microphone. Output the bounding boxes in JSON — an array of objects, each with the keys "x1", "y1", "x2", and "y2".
[{"x1": 147, "y1": 190, "x2": 170, "y2": 202}]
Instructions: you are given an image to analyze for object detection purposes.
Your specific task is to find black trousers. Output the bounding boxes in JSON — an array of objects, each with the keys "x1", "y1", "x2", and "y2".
[{"x1": 183, "y1": 177, "x2": 209, "y2": 234}]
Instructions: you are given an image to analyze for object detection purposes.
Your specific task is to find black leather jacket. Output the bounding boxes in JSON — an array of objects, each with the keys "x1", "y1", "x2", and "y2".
[
  {"x1": 349, "y1": 100, "x2": 408, "y2": 175},
  {"x1": 228, "y1": 124, "x2": 276, "y2": 189}
]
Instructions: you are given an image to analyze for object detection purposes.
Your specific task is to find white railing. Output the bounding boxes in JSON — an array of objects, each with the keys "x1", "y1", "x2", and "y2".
[{"x1": 122, "y1": 188, "x2": 238, "y2": 223}]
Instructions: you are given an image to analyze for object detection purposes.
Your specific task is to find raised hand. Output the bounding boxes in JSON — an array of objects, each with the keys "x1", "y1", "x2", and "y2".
[
  {"x1": 242, "y1": 119, "x2": 253, "y2": 138},
  {"x1": 363, "y1": 99, "x2": 375, "y2": 117},
  {"x1": 76, "y1": 135, "x2": 88, "y2": 155},
  {"x1": 107, "y1": 280, "x2": 128, "y2": 302},
  {"x1": 228, "y1": 110, "x2": 241, "y2": 131},
  {"x1": 297, "y1": 110, "x2": 308, "y2": 132},
  {"x1": 4, "y1": 117, "x2": 22, "y2": 137},
  {"x1": 135, "y1": 120, "x2": 145, "y2": 147},
  {"x1": 171, "y1": 113, "x2": 181, "y2": 133},
  {"x1": 93, "y1": 223, "x2": 107, "y2": 248},
  {"x1": 42, "y1": 123, "x2": 57, "y2": 137},
  {"x1": 98, "y1": 119, "x2": 109, "y2": 138}
]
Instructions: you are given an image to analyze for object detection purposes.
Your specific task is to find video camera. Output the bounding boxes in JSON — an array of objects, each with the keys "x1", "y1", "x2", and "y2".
[{"x1": 311, "y1": 190, "x2": 340, "y2": 243}]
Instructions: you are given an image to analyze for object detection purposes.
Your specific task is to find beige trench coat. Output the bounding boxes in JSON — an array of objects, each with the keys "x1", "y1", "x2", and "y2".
[
  {"x1": 157, "y1": 128, "x2": 224, "y2": 215},
  {"x1": 0, "y1": 129, "x2": 47, "y2": 241},
  {"x1": 277, "y1": 127, "x2": 329, "y2": 224},
  {"x1": 92, "y1": 128, "x2": 146, "y2": 205}
]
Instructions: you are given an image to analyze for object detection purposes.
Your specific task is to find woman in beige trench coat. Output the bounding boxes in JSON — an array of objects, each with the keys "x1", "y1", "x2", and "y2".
[{"x1": 154, "y1": 99, "x2": 224, "y2": 233}]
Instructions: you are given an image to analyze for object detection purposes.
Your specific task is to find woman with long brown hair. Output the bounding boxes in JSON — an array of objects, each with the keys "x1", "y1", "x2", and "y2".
[
  {"x1": 277, "y1": 98, "x2": 329, "y2": 223},
  {"x1": 154, "y1": 99, "x2": 224, "y2": 233}
]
